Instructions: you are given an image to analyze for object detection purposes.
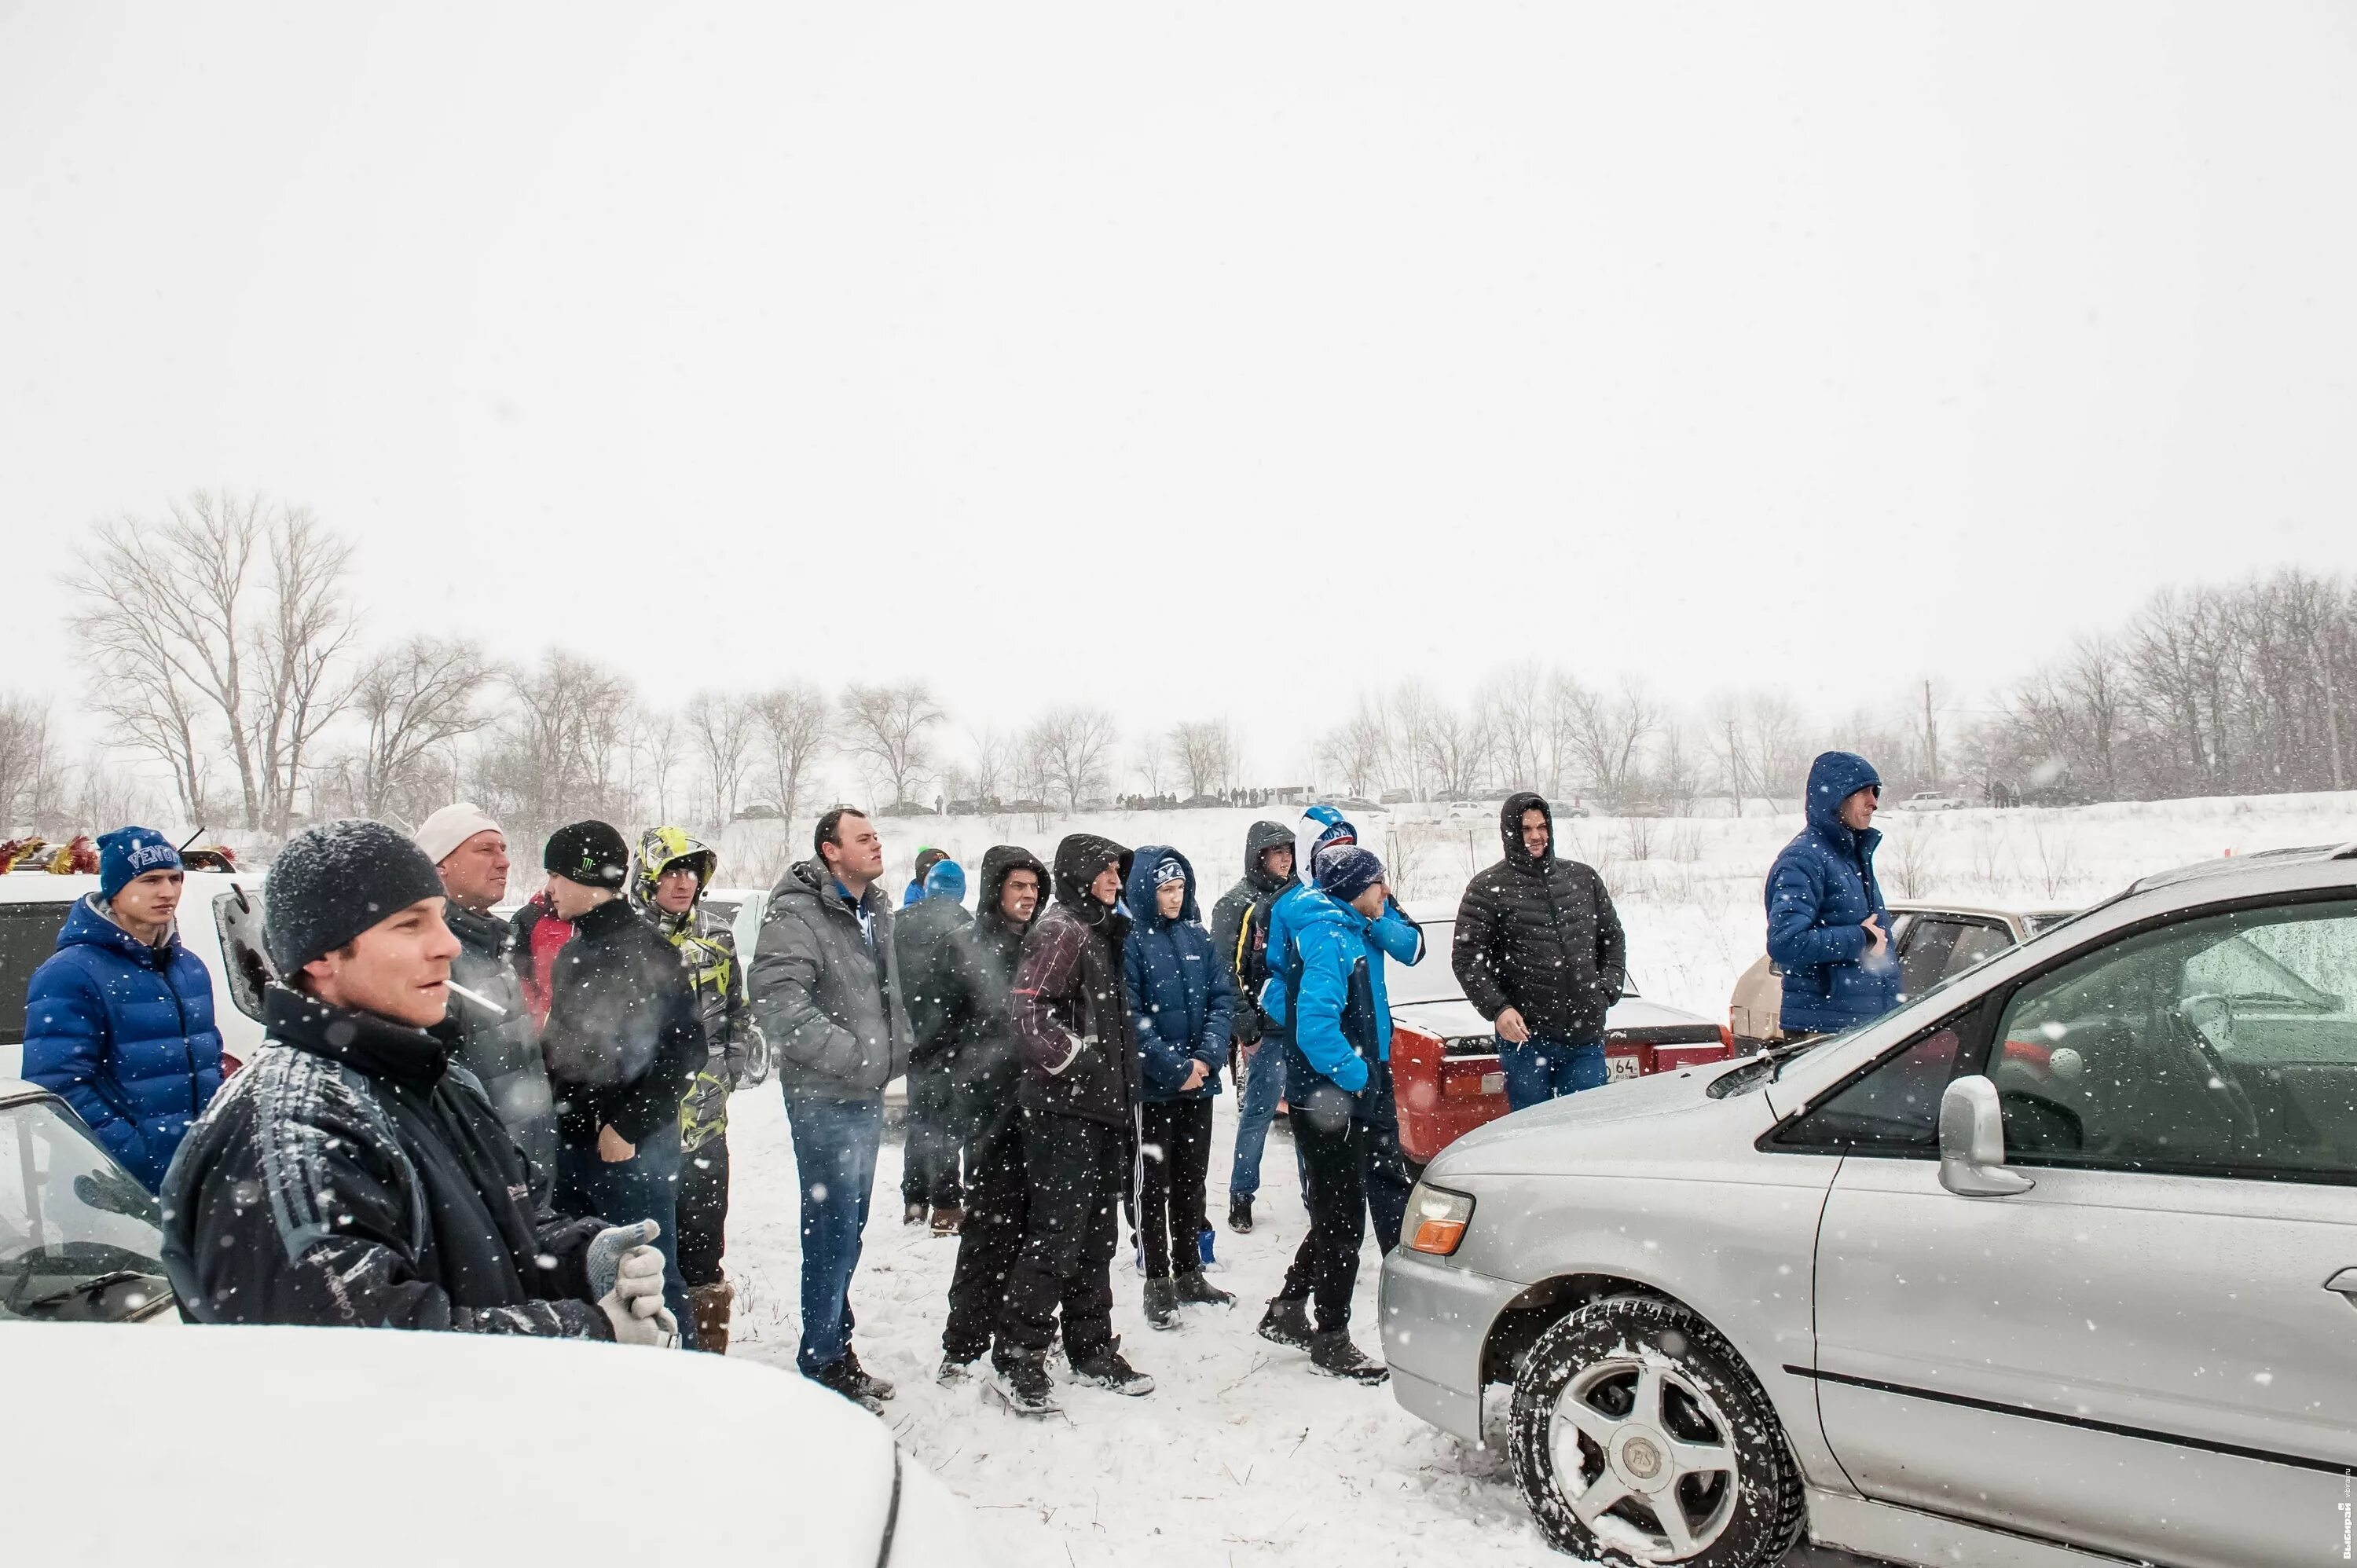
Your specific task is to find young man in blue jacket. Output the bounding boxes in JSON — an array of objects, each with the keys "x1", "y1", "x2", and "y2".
[
  {"x1": 23, "y1": 826, "x2": 222, "y2": 1192},
  {"x1": 1256, "y1": 846, "x2": 1420, "y2": 1383},
  {"x1": 1766, "y1": 751, "x2": 1900, "y2": 1037},
  {"x1": 1122, "y1": 847, "x2": 1235, "y2": 1328}
]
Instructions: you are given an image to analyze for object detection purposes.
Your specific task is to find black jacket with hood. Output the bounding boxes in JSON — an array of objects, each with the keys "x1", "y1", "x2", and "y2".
[
  {"x1": 748, "y1": 857, "x2": 914, "y2": 1100},
  {"x1": 1011, "y1": 834, "x2": 1138, "y2": 1128},
  {"x1": 916, "y1": 845, "x2": 1049, "y2": 1145},
  {"x1": 1451, "y1": 792, "x2": 1628, "y2": 1043},
  {"x1": 540, "y1": 896, "x2": 707, "y2": 1150},
  {"x1": 434, "y1": 901, "x2": 558, "y2": 1187},
  {"x1": 1208, "y1": 819, "x2": 1296, "y2": 1048},
  {"x1": 160, "y1": 985, "x2": 611, "y2": 1336}
]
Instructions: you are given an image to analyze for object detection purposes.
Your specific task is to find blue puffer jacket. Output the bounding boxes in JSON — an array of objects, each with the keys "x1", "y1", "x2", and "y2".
[
  {"x1": 1122, "y1": 848, "x2": 1233, "y2": 1102},
  {"x1": 23, "y1": 896, "x2": 225, "y2": 1191},
  {"x1": 1766, "y1": 751, "x2": 1901, "y2": 1034},
  {"x1": 1276, "y1": 888, "x2": 1424, "y2": 1094}
]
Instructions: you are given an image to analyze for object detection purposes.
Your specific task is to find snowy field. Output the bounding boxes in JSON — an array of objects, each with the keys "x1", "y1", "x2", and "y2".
[{"x1": 707, "y1": 789, "x2": 2357, "y2": 1565}]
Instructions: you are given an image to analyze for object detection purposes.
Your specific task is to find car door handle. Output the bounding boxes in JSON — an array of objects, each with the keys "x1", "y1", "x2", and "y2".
[{"x1": 2326, "y1": 1268, "x2": 2357, "y2": 1305}]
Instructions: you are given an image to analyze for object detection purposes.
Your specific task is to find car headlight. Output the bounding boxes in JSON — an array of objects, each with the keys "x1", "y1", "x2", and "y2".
[{"x1": 1405, "y1": 1181, "x2": 1475, "y2": 1256}]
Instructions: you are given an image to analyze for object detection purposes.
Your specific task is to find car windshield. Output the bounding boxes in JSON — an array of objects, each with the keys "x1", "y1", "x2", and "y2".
[
  {"x1": 0, "y1": 1097, "x2": 172, "y2": 1323},
  {"x1": 1387, "y1": 920, "x2": 1465, "y2": 1004}
]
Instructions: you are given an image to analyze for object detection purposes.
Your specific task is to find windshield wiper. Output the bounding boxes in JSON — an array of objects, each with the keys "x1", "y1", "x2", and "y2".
[
  {"x1": 1765, "y1": 1037, "x2": 1835, "y2": 1083},
  {"x1": 11, "y1": 1269, "x2": 166, "y2": 1318}
]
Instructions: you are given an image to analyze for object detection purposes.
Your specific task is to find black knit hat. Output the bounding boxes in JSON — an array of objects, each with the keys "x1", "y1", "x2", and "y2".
[
  {"x1": 265, "y1": 819, "x2": 447, "y2": 976},
  {"x1": 544, "y1": 819, "x2": 630, "y2": 887}
]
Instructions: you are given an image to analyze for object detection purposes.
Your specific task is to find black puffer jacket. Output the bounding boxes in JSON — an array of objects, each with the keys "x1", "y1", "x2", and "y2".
[
  {"x1": 540, "y1": 897, "x2": 706, "y2": 1150},
  {"x1": 1012, "y1": 835, "x2": 1137, "y2": 1127},
  {"x1": 434, "y1": 902, "x2": 557, "y2": 1185},
  {"x1": 1208, "y1": 820, "x2": 1296, "y2": 1046},
  {"x1": 926, "y1": 845, "x2": 1049, "y2": 1144},
  {"x1": 1451, "y1": 792, "x2": 1628, "y2": 1042},
  {"x1": 160, "y1": 986, "x2": 610, "y2": 1336},
  {"x1": 896, "y1": 894, "x2": 976, "y2": 1066}
]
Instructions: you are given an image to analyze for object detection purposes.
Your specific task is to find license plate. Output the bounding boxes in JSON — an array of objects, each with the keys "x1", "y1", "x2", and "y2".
[
  {"x1": 1479, "y1": 1072, "x2": 1505, "y2": 1096},
  {"x1": 1607, "y1": 1054, "x2": 1642, "y2": 1081}
]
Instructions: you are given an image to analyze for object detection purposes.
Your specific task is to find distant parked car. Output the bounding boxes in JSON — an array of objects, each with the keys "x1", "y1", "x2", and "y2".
[
  {"x1": 874, "y1": 800, "x2": 937, "y2": 819},
  {"x1": 1443, "y1": 801, "x2": 1488, "y2": 824},
  {"x1": 0, "y1": 1077, "x2": 179, "y2": 1324},
  {"x1": 1179, "y1": 793, "x2": 1225, "y2": 809},
  {"x1": 1892, "y1": 791, "x2": 1967, "y2": 811},
  {"x1": 1385, "y1": 914, "x2": 1732, "y2": 1170},
  {"x1": 1728, "y1": 900, "x2": 2077, "y2": 1052}
]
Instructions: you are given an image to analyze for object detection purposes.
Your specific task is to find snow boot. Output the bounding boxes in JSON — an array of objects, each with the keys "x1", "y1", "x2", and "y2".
[
  {"x1": 688, "y1": 1280, "x2": 735, "y2": 1356},
  {"x1": 1309, "y1": 1330, "x2": 1389, "y2": 1384},
  {"x1": 1256, "y1": 1295, "x2": 1314, "y2": 1350},
  {"x1": 937, "y1": 1355, "x2": 977, "y2": 1386},
  {"x1": 839, "y1": 1345, "x2": 896, "y2": 1402},
  {"x1": 930, "y1": 1204, "x2": 963, "y2": 1236},
  {"x1": 988, "y1": 1353, "x2": 1062, "y2": 1416},
  {"x1": 810, "y1": 1357, "x2": 886, "y2": 1414},
  {"x1": 1173, "y1": 1269, "x2": 1234, "y2": 1309},
  {"x1": 1228, "y1": 1195, "x2": 1253, "y2": 1233},
  {"x1": 1142, "y1": 1277, "x2": 1181, "y2": 1330},
  {"x1": 1067, "y1": 1339, "x2": 1156, "y2": 1397},
  {"x1": 903, "y1": 1200, "x2": 927, "y2": 1225}
]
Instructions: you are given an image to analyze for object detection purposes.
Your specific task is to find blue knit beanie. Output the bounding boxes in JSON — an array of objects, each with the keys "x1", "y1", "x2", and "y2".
[
  {"x1": 98, "y1": 826, "x2": 181, "y2": 901},
  {"x1": 1315, "y1": 845, "x2": 1385, "y2": 906},
  {"x1": 924, "y1": 858, "x2": 967, "y2": 903}
]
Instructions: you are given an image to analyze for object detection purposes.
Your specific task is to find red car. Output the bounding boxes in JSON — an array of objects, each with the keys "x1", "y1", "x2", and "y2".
[{"x1": 1385, "y1": 913, "x2": 1732, "y2": 1169}]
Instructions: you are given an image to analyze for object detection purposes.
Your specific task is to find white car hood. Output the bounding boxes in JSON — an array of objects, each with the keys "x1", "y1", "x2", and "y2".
[
  {"x1": 1424, "y1": 1058, "x2": 1758, "y2": 1179},
  {"x1": 1388, "y1": 995, "x2": 1710, "y2": 1039}
]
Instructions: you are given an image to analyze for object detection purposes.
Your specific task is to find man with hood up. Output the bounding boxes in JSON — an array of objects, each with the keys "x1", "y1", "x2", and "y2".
[
  {"x1": 1453, "y1": 792, "x2": 1627, "y2": 1112},
  {"x1": 992, "y1": 833, "x2": 1155, "y2": 1414},
  {"x1": 1123, "y1": 846, "x2": 1236, "y2": 1329},
  {"x1": 1766, "y1": 752, "x2": 1899, "y2": 1038},
  {"x1": 925, "y1": 844, "x2": 1049, "y2": 1383},
  {"x1": 629, "y1": 826, "x2": 759, "y2": 1354},
  {"x1": 1210, "y1": 819, "x2": 1302, "y2": 1233},
  {"x1": 896, "y1": 855, "x2": 973, "y2": 1233}
]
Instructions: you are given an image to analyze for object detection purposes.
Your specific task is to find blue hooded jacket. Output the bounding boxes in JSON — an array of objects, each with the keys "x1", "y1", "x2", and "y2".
[
  {"x1": 1766, "y1": 751, "x2": 1901, "y2": 1034},
  {"x1": 1122, "y1": 847, "x2": 1233, "y2": 1101},
  {"x1": 1255, "y1": 804, "x2": 1361, "y2": 1030},
  {"x1": 23, "y1": 894, "x2": 225, "y2": 1191},
  {"x1": 1278, "y1": 887, "x2": 1423, "y2": 1094}
]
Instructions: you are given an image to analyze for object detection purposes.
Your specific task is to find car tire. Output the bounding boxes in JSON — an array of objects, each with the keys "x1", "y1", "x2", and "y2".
[{"x1": 1508, "y1": 1294, "x2": 1805, "y2": 1566}]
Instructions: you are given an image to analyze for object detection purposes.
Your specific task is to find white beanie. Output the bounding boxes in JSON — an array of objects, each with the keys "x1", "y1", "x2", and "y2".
[{"x1": 415, "y1": 802, "x2": 504, "y2": 867}]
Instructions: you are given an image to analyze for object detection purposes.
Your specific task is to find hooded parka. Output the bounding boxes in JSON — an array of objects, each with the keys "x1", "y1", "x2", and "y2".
[
  {"x1": 1010, "y1": 834, "x2": 1137, "y2": 1127},
  {"x1": 1766, "y1": 751, "x2": 1899, "y2": 1033},
  {"x1": 1451, "y1": 792, "x2": 1627, "y2": 1043},
  {"x1": 628, "y1": 827, "x2": 753, "y2": 1152},
  {"x1": 1208, "y1": 820, "x2": 1296, "y2": 1048},
  {"x1": 1123, "y1": 847, "x2": 1233, "y2": 1102}
]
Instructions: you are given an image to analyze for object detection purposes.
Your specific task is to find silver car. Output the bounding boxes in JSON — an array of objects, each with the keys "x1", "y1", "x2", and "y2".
[{"x1": 1381, "y1": 843, "x2": 2357, "y2": 1567}]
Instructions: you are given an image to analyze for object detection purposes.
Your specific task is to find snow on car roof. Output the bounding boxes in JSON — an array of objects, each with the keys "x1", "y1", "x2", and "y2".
[{"x1": 2, "y1": 1324, "x2": 944, "y2": 1566}]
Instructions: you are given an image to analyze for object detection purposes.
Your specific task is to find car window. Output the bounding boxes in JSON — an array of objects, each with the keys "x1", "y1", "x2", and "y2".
[
  {"x1": 1, "y1": 1097, "x2": 170, "y2": 1321},
  {"x1": 1943, "y1": 920, "x2": 2011, "y2": 980},
  {"x1": 1, "y1": 902, "x2": 76, "y2": 1047},
  {"x1": 1895, "y1": 918, "x2": 1962, "y2": 999},
  {"x1": 1771, "y1": 1023, "x2": 1967, "y2": 1154},
  {"x1": 211, "y1": 888, "x2": 276, "y2": 1023},
  {"x1": 1986, "y1": 899, "x2": 2357, "y2": 1181}
]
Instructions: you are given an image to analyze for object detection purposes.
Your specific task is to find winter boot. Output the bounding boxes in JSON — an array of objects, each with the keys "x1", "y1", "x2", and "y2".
[
  {"x1": 903, "y1": 1200, "x2": 927, "y2": 1225},
  {"x1": 810, "y1": 1357, "x2": 886, "y2": 1414},
  {"x1": 988, "y1": 1353, "x2": 1062, "y2": 1416},
  {"x1": 1256, "y1": 1295, "x2": 1314, "y2": 1350},
  {"x1": 1228, "y1": 1195, "x2": 1253, "y2": 1233},
  {"x1": 840, "y1": 1344, "x2": 896, "y2": 1402},
  {"x1": 1173, "y1": 1269, "x2": 1234, "y2": 1309},
  {"x1": 688, "y1": 1280, "x2": 735, "y2": 1356},
  {"x1": 1309, "y1": 1329, "x2": 1389, "y2": 1384},
  {"x1": 930, "y1": 1204, "x2": 963, "y2": 1236},
  {"x1": 937, "y1": 1355, "x2": 977, "y2": 1385},
  {"x1": 1067, "y1": 1338, "x2": 1156, "y2": 1396},
  {"x1": 1142, "y1": 1277, "x2": 1181, "y2": 1330}
]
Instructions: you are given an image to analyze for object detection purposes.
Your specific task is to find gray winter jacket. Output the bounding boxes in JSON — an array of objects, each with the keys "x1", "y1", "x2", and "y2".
[
  {"x1": 749, "y1": 858, "x2": 914, "y2": 1100},
  {"x1": 436, "y1": 902, "x2": 558, "y2": 1187}
]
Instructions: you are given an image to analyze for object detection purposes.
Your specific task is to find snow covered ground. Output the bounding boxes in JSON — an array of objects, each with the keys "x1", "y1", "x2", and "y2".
[{"x1": 709, "y1": 789, "x2": 2357, "y2": 1564}]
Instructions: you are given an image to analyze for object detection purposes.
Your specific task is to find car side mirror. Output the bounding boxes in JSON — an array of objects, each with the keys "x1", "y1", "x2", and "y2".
[{"x1": 1938, "y1": 1075, "x2": 2035, "y2": 1196}]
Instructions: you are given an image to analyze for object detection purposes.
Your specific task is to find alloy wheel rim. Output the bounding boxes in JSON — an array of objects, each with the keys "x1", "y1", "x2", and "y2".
[{"x1": 1548, "y1": 1349, "x2": 1739, "y2": 1562}]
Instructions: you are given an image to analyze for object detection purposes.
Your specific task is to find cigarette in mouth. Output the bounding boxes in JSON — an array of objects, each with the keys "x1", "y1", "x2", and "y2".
[{"x1": 447, "y1": 980, "x2": 507, "y2": 1018}]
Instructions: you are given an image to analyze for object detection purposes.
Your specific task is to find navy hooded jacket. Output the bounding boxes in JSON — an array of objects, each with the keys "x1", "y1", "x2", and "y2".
[
  {"x1": 23, "y1": 895, "x2": 225, "y2": 1191},
  {"x1": 1121, "y1": 847, "x2": 1233, "y2": 1102},
  {"x1": 1765, "y1": 751, "x2": 1901, "y2": 1034}
]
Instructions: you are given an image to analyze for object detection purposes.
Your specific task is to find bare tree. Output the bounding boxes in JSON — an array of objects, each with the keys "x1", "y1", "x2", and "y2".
[
  {"x1": 1025, "y1": 705, "x2": 1120, "y2": 811},
  {"x1": 1416, "y1": 702, "x2": 1493, "y2": 800},
  {"x1": 1169, "y1": 719, "x2": 1239, "y2": 798},
  {"x1": 475, "y1": 650, "x2": 638, "y2": 845},
  {"x1": 751, "y1": 683, "x2": 830, "y2": 824},
  {"x1": 1566, "y1": 677, "x2": 1660, "y2": 806},
  {"x1": 1318, "y1": 703, "x2": 1391, "y2": 799},
  {"x1": 64, "y1": 491, "x2": 356, "y2": 832},
  {"x1": 963, "y1": 727, "x2": 1014, "y2": 806},
  {"x1": 685, "y1": 691, "x2": 756, "y2": 828},
  {"x1": 838, "y1": 681, "x2": 945, "y2": 805},
  {"x1": 0, "y1": 694, "x2": 65, "y2": 833},
  {"x1": 1131, "y1": 731, "x2": 1172, "y2": 798},
  {"x1": 1479, "y1": 662, "x2": 1551, "y2": 792},
  {"x1": 635, "y1": 709, "x2": 687, "y2": 824},
  {"x1": 346, "y1": 636, "x2": 495, "y2": 822}
]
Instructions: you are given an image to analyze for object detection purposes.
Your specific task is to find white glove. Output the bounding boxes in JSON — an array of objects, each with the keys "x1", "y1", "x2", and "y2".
[
  {"x1": 600, "y1": 1288, "x2": 681, "y2": 1349},
  {"x1": 611, "y1": 1242, "x2": 669, "y2": 1312}
]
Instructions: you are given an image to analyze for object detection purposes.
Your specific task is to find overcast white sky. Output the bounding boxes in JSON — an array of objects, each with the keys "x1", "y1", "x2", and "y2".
[{"x1": 5, "y1": 2, "x2": 2354, "y2": 779}]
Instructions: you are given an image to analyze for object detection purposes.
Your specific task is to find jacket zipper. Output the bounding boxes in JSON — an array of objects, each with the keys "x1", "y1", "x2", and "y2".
[{"x1": 162, "y1": 947, "x2": 199, "y2": 1116}]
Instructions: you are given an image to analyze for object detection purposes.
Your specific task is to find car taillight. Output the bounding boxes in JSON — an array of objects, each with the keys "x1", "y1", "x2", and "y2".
[
  {"x1": 1406, "y1": 1181, "x2": 1475, "y2": 1256},
  {"x1": 1718, "y1": 1024, "x2": 1735, "y2": 1055}
]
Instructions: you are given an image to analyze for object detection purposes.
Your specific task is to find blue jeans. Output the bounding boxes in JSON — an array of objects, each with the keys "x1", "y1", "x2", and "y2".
[
  {"x1": 1500, "y1": 1036, "x2": 1610, "y2": 1112},
  {"x1": 556, "y1": 1118, "x2": 692, "y2": 1348},
  {"x1": 1228, "y1": 1037, "x2": 1308, "y2": 1205},
  {"x1": 783, "y1": 1092, "x2": 883, "y2": 1376}
]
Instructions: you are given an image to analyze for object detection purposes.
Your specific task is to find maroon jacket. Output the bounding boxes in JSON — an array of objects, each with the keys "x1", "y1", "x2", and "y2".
[{"x1": 1011, "y1": 834, "x2": 1137, "y2": 1128}]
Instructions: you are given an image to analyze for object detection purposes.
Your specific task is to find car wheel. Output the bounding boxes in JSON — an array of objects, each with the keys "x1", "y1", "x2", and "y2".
[{"x1": 1508, "y1": 1294, "x2": 1805, "y2": 1566}]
